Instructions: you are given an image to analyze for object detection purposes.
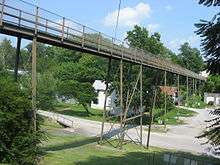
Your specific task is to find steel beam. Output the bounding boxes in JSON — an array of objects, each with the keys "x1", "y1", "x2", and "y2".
[
  {"x1": 164, "y1": 70, "x2": 167, "y2": 128},
  {"x1": 100, "y1": 58, "x2": 112, "y2": 144},
  {"x1": 32, "y1": 37, "x2": 37, "y2": 131},
  {"x1": 186, "y1": 76, "x2": 189, "y2": 104},
  {"x1": 177, "y1": 74, "x2": 180, "y2": 106},
  {"x1": 147, "y1": 87, "x2": 157, "y2": 148},
  {"x1": 0, "y1": 0, "x2": 5, "y2": 26},
  {"x1": 119, "y1": 58, "x2": 123, "y2": 149},
  {"x1": 14, "y1": 37, "x2": 21, "y2": 81},
  {"x1": 140, "y1": 64, "x2": 143, "y2": 145}
]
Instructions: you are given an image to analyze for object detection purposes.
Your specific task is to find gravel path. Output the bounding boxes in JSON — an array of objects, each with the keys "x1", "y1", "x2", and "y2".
[{"x1": 38, "y1": 107, "x2": 213, "y2": 154}]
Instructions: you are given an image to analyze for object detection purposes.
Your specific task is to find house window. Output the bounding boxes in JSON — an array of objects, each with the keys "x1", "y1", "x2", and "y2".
[{"x1": 93, "y1": 98, "x2": 98, "y2": 104}]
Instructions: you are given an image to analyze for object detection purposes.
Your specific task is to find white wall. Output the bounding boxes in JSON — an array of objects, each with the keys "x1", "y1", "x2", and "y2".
[
  {"x1": 91, "y1": 91, "x2": 111, "y2": 110},
  {"x1": 204, "y1": 93, "x2": 220, "y2": 105}
]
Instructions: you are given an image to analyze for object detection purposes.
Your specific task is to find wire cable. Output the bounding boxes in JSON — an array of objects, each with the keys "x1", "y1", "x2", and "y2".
[{"x1": 114, "y1": 0, "x2": 121, "y2": 40}]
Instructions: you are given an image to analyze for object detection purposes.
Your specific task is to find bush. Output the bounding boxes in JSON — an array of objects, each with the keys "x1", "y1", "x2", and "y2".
[
  {"x1": 0, "y1": 74, "x2": 44, "y2": 165},
  {"x1": 208, "y1": 101, "x2": 214, "y2": 106},
  {"x1": 186, "y1": 94, "x2": 206, "y2": 108}
]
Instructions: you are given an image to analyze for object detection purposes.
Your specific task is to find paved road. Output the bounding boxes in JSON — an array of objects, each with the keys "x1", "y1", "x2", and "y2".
[{"x1": 38, "y1": 107, "x2": 213, "y2": 154}]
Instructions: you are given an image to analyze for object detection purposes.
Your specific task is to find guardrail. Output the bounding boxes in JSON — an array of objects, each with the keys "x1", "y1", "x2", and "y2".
[{"x1": 0, "y1": 0, "x2": 205, "y2": 80}]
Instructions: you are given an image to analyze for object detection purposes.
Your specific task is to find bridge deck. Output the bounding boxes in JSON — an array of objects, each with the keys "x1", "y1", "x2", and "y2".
[{"x1": 0, "y1": 0, "x2": 205, "y2": 80}]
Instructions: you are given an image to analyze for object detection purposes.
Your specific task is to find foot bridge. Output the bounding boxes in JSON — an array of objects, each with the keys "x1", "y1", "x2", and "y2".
[{"x1": 0, "y1": 0, "x2": 206, "y2": 149}]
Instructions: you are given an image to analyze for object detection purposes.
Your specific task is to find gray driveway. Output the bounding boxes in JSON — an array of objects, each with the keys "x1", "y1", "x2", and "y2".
[{"x1": 38, "y1": 107, "x2": 212, "y2": 154}]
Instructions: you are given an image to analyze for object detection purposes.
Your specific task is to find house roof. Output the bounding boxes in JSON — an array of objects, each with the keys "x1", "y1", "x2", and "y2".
[
  {"x1": 159, "y1": 86, "x2": 177, "y2": 95},
  {"x1": 93, "y1": 80, "x2": 106, "y2": 91}
]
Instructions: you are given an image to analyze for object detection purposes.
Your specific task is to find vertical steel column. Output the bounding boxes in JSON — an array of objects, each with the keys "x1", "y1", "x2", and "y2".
[
  {"x1": 98, "y1": 32, "x2": 101, "y2": 52},
  {"x1": 177, "y1": 74, "x2": 180, "y2": 106},
  {"x1": 32, "y1": 6, "x2": 39, "y2": 131},
  {"x1": 61, "y1": 17, "x2": 65, "y2": 42},
  {"x1": 32, "y1": 37, "x2": 37, "y2": 131},
  {"x1": 14, "y1": 37, "x2": 21, "y2": 81},
  {"x1": 186, "y1": 76, "x2": 189, "y2": 105},
  {"x1": 139, "y1": 64, "x2": 143, "y2": 145},
  {"x1": 147, "y1": 87, "x2": 157, "y2": 148},
  {"x1": 100, "y1": 58, "x2": 112, "y2": 144},
  {"x1": 192, "y1": 78, "x2": 195, "y2": 95},
  {"x1": 195, "y1": 79, "x2": 197, "y2": 94},
  {"x1": 164, "y1": 71, "x2": 167, "y2": 128},
  {"x1": 82, "y1": 26, "x2": 85, "y2": 48},
  {"x1": 119, "y1": 58, "x2": 123, "y2": 149},
  {"x1": 0, "y1": 0, "x2": 5, "y2": 26}
]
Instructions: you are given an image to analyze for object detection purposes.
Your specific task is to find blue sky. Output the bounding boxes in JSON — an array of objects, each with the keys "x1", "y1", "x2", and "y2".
[{"x1": 1, "y1": 0, "x2": 219, "y2": 53}]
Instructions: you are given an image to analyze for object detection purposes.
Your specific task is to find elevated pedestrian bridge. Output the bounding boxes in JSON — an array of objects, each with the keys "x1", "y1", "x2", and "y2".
[{"x1": 0, "y1": 0, "x2": 205, "y2": 80}]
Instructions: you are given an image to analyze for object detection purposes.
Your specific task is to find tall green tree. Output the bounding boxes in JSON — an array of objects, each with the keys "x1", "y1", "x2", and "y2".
[
  {"x1": 195, "y1": 0, "x2": 220, "y2": 74},
  {"x1": 126, "y1": 25, "x2": 167, "y2": 56},
  {"x1": 196, "y1": 0, "x2": 220, "y2": 155},
  {"x1": 177, "y1": 42, "x2": 204, "y2": 73},
  {"x1": 55, "y1": 53, "x2": 106, "y2": 114},
  {"x1": 0, "y1": 73, "x2": 43, "y2": 165},
  {"x1": 0, "y1": 38, "x2": 15, "y2": 70},
  {"x1": 204, "y1": 75, "x2": 220, "y2": 93}
]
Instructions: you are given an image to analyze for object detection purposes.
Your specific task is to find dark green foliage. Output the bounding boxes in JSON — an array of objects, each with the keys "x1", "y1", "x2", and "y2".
[
  {"x1": 37, "y1": 73, "x2": 57, "y2": 110},
  {"x1": 186, "y1": 94, "x2": 206, "y2": 108},
  {"x1": 195, "y1": 2, "x2": 220, "y2": 74},
  {"x1": 126, "y1": 25, "x2": 167, "y2": 56},
  {"x1": 0, "y1": 74, "x2": 43, "y2": 165},
  {"x1": 0, "y1": 38, "x2": 16, "y2": 70},
  {"x1": 177, "y1": 43, "x2": 204, "y2": 73},
  {"x1": 198, "y1": 108, "x2": 220, "y2": 154},
  {"x1": 203, "y1": 75, "x2": 220, "y2": 93},
  {"x1": 55, "y1": 54, "x2": 106, "y2": 113},
  {"x1": 199, "y1": 0, "x2": 220, "y2": 6}
]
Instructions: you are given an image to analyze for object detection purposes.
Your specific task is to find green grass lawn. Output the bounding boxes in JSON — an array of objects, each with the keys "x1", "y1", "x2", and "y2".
[
  {"x1": 54, "y1": 103, "x2": 104, "y2": 122},
  {"x1": 53, "y1": 103, "x2": 197, "y2": 125},
  {"x1": 39, "y1": 119, "x2": 219, "y2": 165},
  {"x1": 153, "y1": 107, "x2": 197, "y2": 125}
]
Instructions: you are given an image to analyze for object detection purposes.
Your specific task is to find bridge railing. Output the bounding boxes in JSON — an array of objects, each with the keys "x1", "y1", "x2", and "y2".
[{"x1": 0, "y1": 0, "x2": 205, "y2": 80}]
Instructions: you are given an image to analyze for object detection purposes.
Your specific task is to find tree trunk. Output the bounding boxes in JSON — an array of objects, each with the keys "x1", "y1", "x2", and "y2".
[{"x1": 82, "y1": 103, "x2": 91, "y2": 115}]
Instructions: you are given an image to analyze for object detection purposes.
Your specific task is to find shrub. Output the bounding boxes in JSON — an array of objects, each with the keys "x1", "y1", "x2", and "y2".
[
  {"x1": 0, "y1": 74, "x2": 44, "y2": 165},
  {"x1": 186, "y1": 94, "x2": 206, "y2": 108},
  {"x1": 208, "y1": 101, "x2": 214, "y2": 106}
]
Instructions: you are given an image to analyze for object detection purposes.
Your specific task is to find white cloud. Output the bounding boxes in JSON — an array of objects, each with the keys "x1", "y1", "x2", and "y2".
[
  {"x1": 147, "y1": 23, "x2": 160, "y2": 32},
  {"x1": 103, "y1": 2, "x2": 151, "y2": 27},
  {"x1": 168, "y1": 35, "x2": 200, "y2": 52}
]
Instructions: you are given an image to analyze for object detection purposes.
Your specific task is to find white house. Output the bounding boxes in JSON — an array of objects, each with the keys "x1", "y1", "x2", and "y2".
[
  {"x1": 199, "y1": 70, "x2": 209, "y2": 78},
  {"x1": 91, "y1": 80, "x2": 143, "y2": 117},
  {"x1": 204, "y1": 93, "x2": 220, "y2": 106},
  {"x1": 91, "y1": 80, "x2": 115, "y2": 110}
]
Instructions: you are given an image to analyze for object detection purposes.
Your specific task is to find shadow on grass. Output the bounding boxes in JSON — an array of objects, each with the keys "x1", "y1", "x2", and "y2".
[
  {"x1": 56, "y1": 109, "x2": 103, "y2": 118},
  {"x1": 75, "y1": 151, "x2": 220, "y2": 165},
  {"x1": 42, "y1": 136, "x2": 99, "y2": 152}
]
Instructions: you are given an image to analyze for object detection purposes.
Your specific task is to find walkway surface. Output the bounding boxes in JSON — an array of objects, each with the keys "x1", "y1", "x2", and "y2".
[{"x1": 38, "y1": 107, "x2": 214, "y2": 155}]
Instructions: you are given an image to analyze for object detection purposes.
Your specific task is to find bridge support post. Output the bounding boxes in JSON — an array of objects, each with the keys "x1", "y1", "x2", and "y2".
[
  {"x1": 32, "y1": 37, "x2": 37, "y2": 132},
  {"x1": 192, "y1": 78, "x2": 195, "y2": 95},
  {"x1": 100, "y1": 58, "x2": 112, "y2": 144},
  {"x1": 14, "y1": 37, "x2": 21, "y2": 81},
  {"x1": 186, "y1": 76, "x2": 189, "y2": 106},
  {"x1": 119, "y1": 58, "x2": 123, "y2": 149},
  {"x1": 177, "y1": 74, "x2": 180, "y2": 106},
  {"x1": 147, "y1": 79, "x2": 158, "y2": 149},
  {"x1": 140, "y1": 63, "x2": 143, "y2": 145},
  {"x1": 195, "y1": 79, "x2": 197, "y2": 94},
  {"x1": 164, "y1": 71, "x2": 167, "y2": 129},
  {"x1": 0, "y1": 0, "x2": 5, "y2": 26}
]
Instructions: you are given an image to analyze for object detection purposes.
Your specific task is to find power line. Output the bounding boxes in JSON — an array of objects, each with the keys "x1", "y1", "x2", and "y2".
[{"x1": 114, "y1": 0, "x2": 121, "y2": 40}]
